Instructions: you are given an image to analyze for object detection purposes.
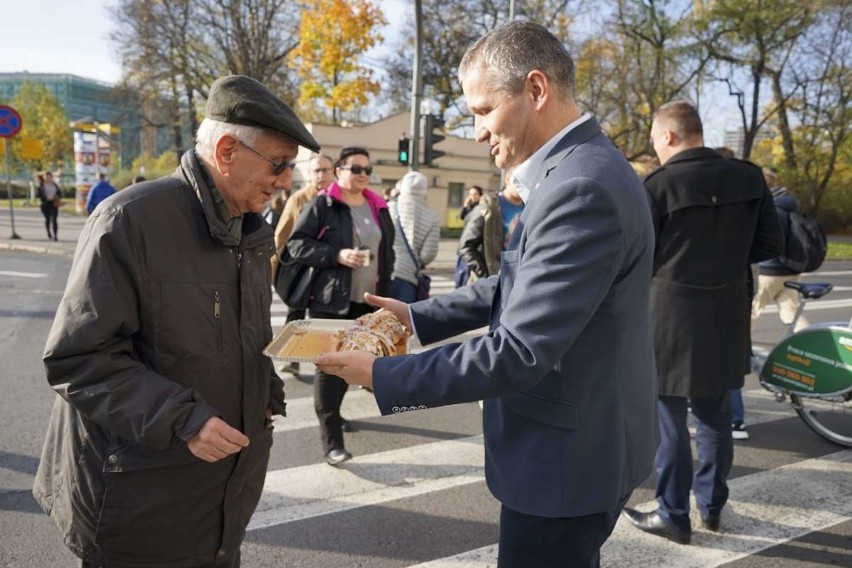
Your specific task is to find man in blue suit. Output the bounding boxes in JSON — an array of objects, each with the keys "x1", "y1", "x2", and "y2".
[{"x1": 317, "y1": 21, "x2": 658, "y2": 567}]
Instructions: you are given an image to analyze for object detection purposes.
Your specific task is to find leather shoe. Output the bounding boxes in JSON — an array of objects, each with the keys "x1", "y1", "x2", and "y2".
[
  {"x1": 701, "y1": 516, "x2": 720, "y2": 532},
  {"x1": 622, "y1": 508, "x2": 691, "y2": 545},
  {"x1": 325, "y1": 448, "x2": 352, "y2": 466}
]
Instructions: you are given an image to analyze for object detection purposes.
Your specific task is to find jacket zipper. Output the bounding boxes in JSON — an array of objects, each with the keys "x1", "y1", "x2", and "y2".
[{"x1": 214, "y1": 290, "x2": 223, "y2": 352}]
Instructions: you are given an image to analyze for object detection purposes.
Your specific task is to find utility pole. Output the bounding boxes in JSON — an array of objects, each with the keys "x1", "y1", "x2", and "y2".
[{"x1": 409, "y1": 0, "x2": 424, "y2": 171}]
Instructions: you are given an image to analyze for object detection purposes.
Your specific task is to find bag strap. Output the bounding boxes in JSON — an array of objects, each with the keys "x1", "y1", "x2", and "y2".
[{"x1": 393, "y1": 204, "x2": 423, "y2": 272}]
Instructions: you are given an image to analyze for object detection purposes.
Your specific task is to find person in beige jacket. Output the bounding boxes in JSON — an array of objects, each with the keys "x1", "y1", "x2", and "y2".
[{"x1": 271, "y1": 153, "x2": 334, "y2": 376}]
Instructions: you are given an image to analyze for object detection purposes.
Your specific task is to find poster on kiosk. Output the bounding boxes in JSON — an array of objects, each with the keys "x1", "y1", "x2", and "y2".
[{"x1": 74, "y1": 130, "x2": 111, "y2": 213}]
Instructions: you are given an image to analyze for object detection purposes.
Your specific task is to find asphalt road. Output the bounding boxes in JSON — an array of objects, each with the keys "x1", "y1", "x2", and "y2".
[{"x1": 1, "y1": 250, "x2": 850, "y2": 567}]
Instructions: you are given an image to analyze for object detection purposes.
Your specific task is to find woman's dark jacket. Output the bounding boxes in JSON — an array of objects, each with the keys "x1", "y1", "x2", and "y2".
[
  {"x1": 287, "y1": 182, "x2": 394, "y2": 315},
  {"x1": 33, "y1": 150, "x2": 285, "y2": 567}
]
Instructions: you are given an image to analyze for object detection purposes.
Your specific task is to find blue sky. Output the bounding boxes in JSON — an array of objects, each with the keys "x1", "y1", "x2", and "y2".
[{"x1": 1, "y1": 0, "x2": 735, "y2": 145}]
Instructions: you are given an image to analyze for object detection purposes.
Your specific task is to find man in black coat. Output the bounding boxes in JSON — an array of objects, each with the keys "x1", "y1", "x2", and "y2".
[{"x1": 623, "y1": 100, "x2": 782, "y2": 544}]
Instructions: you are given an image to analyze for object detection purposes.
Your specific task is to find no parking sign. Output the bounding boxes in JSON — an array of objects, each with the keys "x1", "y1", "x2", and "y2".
[{"x1": 0, "y1": 105, "x2": 22, "y2": 138}]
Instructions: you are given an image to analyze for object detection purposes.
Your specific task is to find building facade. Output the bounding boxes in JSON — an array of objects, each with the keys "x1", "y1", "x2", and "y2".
[
  {"x1": 294, "y1": 112, "x2": 502, "y2": 228},
  {"x1": 0, "y1": 72, "x2": 174, "y2": 171}
]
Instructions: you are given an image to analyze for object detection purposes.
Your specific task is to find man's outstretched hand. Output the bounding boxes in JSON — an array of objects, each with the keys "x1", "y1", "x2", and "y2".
[
  {"x1": 315, "y1": 350, "x2": 376, "y2": 388},
  {"x1": 188, "y1": 417, "x2": 249, "y2": 463}
]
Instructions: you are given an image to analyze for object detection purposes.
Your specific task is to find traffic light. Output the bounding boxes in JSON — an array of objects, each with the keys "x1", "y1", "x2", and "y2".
[
  {"x1": 398, "y1": 137, "x2": 410, "y2": 165},
  {"x1": 423, "y1": 114, "x2": 446, "y2": 166}
]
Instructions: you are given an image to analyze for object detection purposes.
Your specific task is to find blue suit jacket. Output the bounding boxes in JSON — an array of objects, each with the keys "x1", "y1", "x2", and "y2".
[{"x1": 373, "y1": 118, "x2": 658, "y2": 518}]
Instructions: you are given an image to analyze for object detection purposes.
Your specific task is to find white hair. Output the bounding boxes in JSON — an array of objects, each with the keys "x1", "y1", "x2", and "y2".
[{"x1": 195, "y1": 118, "x2": 266, "y2": 161}]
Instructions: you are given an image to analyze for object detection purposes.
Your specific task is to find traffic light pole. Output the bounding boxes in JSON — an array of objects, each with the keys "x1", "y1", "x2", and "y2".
[{"x1": 409, "y1": 0, "x2": 424, "y2": 171}]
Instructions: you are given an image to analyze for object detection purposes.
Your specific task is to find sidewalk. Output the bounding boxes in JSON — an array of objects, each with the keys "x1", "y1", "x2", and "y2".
[{"x1": 0, "y1": 205, "x2": 461, "y2": 270}]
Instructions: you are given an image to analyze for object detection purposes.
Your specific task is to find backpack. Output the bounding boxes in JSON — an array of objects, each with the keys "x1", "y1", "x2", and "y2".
[{"x1": 781, "y1": 209, "x2": 827, "y2": 273}]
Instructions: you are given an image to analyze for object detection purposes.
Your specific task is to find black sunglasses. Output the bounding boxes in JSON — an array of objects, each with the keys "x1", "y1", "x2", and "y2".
[
  {"x1": 340, "y1": 165, "x2": 373, "y2": 176},
  {"x1": 238, "y1": 140, "x2": 297, "y2": 175}
]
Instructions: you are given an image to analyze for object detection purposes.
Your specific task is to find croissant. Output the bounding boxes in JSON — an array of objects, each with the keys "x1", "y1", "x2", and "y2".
[{"x1": 336, "y1": 311, "x2": 408, "y2": 356}]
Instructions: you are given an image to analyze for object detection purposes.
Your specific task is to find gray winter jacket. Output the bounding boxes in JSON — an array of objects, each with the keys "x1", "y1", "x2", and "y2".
[{"x1": 33, "y1": 150, "x2": 284, "y2": 567}]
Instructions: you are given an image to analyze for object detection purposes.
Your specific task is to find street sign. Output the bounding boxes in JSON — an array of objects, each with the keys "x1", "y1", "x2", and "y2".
[
  {"x1": 18, "y1": 136, "x2": 44, "y2": 160},
  {"x1": 0, "y1": 105, "x2": 22, "y2": 138}
]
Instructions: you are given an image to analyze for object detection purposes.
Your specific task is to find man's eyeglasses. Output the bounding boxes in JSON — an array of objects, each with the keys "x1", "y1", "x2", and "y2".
[
  {"x1": 339, "y1": 165, "x2": 373, "y2": 176},
  {"x1": 238, "y1": 140, "x2": 296, "y2": 176}
]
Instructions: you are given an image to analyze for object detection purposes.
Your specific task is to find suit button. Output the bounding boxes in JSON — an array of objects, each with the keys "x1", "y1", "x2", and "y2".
[
  {"x1": 711, "y1": 195, "x2": 717, "y2": 203},
  {"x1": 107, "y1": 455, "x2": 118, "y2": 465}
]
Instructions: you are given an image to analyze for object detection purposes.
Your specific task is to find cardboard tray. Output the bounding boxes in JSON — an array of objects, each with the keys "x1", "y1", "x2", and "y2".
[{"x1": 264, "y1": 318, "x2": 409, "y2": 363}]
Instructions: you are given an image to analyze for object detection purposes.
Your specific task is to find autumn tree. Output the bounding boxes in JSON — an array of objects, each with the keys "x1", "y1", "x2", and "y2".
[
  {"x1": 383, "y1": 0, "x2": 585, "y2": 126},
  {"x1": 8, "y1": 83, "x2": 73, "y2": 171},
  {"x1": 575, "y1": 0, "x2": 710, "y2": 158},
  {"x1": 763, "y1": 2, "x2": 852, "y2": 216},
  {"x1": 290, "y1": 0, "x2": 386, "y2": 124},
  {"x1": 694, "y1": 0, "x2": 814, "y2": 159}
]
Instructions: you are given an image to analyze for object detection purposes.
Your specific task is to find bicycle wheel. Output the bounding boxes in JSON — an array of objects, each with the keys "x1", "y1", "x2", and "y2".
[{"x1": 790, "y1": 393, "x2": 852, "y2": 447}]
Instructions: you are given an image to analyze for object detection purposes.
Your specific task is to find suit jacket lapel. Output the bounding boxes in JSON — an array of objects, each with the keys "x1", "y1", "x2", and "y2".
[{"x1": 542, "y1": 117, "x2": 603, "y2": 181}]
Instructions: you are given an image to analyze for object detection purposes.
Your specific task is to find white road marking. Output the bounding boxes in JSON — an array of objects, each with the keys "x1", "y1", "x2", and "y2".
[
  {"x1": 248, "y1": 435, "x2": 485, "y2": 530},
  {"x1": 0, "y1": 270, "x2": 48, "y2": 278},
  {"x1": 410, "y1": 450, "x2": 852, "y2": 568}
]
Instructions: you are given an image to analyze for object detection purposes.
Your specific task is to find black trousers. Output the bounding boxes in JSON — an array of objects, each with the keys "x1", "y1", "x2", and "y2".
[
  {"x1": 311, "y1": 302, "x2": 374, "y2": 454},
  {"x1": 40, "y1": 202, "x2": 58, "y2": 238},
  {"x1": 497, "y1": 492, "x2": 631, "y2": 568}
]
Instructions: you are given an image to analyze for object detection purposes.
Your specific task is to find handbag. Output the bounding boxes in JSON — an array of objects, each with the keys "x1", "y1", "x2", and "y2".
[
  {"x1": 274, "y1": 223, "x2": 328, "y2": 309},
  {"x1": 397, "y1": 215, "x2": 431, "y2": 301},
  {"x1": 274, "y1": 252, "x2": 315, "y2": 310}
]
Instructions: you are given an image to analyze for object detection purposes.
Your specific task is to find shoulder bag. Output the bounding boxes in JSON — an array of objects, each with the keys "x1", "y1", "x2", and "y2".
[{"x1": 397, "y1": 215, "x2": 431, "y2": 301}]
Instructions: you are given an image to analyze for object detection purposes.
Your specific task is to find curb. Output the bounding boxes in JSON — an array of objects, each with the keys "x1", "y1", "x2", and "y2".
[{"x1": 0, "y1": 242, "x2": 76, "y2": 257}]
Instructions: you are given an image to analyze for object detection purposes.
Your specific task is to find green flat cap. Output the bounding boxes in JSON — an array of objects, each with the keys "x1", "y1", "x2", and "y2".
[{"x1": 206, "y1": 75, "x2": 320, "y2": 153}]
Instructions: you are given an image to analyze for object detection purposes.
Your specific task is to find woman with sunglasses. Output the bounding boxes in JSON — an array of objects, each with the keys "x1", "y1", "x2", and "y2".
[{"x1": 287, "y1": 146, "x2": 395, "y2": 466}]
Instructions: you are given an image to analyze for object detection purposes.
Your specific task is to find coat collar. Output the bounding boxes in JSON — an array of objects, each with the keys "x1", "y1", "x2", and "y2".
[
  {"x1": 662, "y1": 146, "x2": 720, "y2": 167},
  {"x1": 541, "y1": 116, "x2": 604, "y2": 179},
  {"x1": 178, "y1": 150, "x2": 269, "y2": 248}
]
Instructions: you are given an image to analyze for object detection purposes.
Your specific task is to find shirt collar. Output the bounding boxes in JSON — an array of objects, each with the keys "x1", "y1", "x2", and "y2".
[{"x1": 513, "y1": 113, "x2": 592, "y2": 203}]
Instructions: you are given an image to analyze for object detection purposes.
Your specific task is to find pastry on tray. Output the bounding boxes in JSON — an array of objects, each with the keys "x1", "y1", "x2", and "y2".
[{"x1": 336, "y1": 310, "x2": 409, "y2": 357}]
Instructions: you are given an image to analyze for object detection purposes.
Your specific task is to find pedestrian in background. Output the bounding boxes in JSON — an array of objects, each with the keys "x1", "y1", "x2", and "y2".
[
  {"x1": 34, "y1": 74, "x2": 319, "y2": 567},
  {"x1": 271, "y1": 152, "x2": 335, "y2": 378},
  {"x1": 459, "y1": 185, "x2": 483, "y2": 220},
  {"x1": 752, "y1": 167, "x2": 810, "y2": 332},
  {"x1": 623, "y1": 100, "x2": 782, "y2": 545},
  {"x1": 287, "y1": 146, "x2": 395, "y2": 467},
  {"x1": 316, "y1": 21, "x2": 658, "y2": 567},
  {"x1": 455, "y1": 168, "x2": 523, "y2": 287},
  {"x1": 37, "y1": 170, "x2": 62, "y2": 241},
  {"x1": 389, "y1": 171, "x2": 439, "y2": 303},
  {"x1": 86, "y1": 172, "x2": 117, "y2": 214}
]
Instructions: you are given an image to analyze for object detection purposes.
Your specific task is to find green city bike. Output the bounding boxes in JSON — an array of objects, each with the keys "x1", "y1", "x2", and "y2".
[{"x1": 752, "y1": 281, "x2": 852, "y2": 447}]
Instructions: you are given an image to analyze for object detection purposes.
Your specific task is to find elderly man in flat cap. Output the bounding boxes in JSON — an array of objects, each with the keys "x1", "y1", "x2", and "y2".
[{"x1": 33, "y1": 75, "x2": 320, "y2": 568}]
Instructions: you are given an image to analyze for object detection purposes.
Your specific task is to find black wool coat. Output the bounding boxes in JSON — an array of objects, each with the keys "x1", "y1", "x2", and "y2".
[{"x1": 645, "y1": 148, "x2": 783, "y2": 397}]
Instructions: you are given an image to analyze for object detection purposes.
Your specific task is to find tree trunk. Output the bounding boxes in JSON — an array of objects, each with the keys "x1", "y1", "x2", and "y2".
[{"x1": 769, "y1": 72, "x2": 796, "y2": 170}]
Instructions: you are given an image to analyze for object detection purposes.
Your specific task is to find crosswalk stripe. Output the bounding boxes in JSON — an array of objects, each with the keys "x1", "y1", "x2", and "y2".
[
  {"x1": 248, "y1": 435, "x2": 485, "y2": 531},
  {"x1": 409, "y1": 450, "x2": 852, "y2": 567},
  {"x1": 252, "y1": 387, "x2": 816, "y2": 535},
  {"x1": 759, "y1": 297, "x2": 852, "y2": 313},
  {"x1": 271, "y1": 387, "x2": 383, "y2": 432}
]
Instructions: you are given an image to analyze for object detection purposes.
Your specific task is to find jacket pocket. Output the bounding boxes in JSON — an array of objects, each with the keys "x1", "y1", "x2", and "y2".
[{"x1": 503, "y1": 390, "x2": 578, "y2": 430}]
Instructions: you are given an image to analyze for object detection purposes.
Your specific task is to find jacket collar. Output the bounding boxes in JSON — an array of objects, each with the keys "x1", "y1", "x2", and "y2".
[
  {"x1": 541, "y1": 116, "x2": 604, "y2": 179},
  {"x1": 325, "y1": 181, "x2": 388, "y2": 223},
  {"x1": 662, "y1": 146, "x2": 720, "y2": 166},
  {"x1": 178, "y1": 150, "x2": 269, "y2": 248}
]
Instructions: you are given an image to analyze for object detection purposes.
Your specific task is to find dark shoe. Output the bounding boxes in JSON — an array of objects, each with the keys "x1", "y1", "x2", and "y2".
[
  {"x1": 701, "y1": 516, "x2": 720, "y2": 532},
  {"x1": 622, "y1": 508, "x2": 691, "y2": 545},
  {"x1": 341, "y1": 418, "x2": 355, "y2": 432},
  {"x1": 277, "y1": 362, "x2": 299, "y2": 376},
  {"x1": 325, "y1": 448, "x2": 352, "y2": 466}
]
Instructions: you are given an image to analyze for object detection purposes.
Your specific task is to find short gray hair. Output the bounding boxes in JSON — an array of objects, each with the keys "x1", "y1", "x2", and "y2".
[
  {"x1": 458, "y1": 20, "x2": 575, "y2": 99},
  {"x1": 195, "y1": 118, "x2": 265, "y2": 161}
]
